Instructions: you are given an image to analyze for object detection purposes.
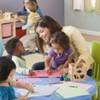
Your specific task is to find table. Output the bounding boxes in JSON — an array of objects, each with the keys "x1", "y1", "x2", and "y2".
[{"x1": 16, "y1": 75, "x2": 96, "y2": 100}]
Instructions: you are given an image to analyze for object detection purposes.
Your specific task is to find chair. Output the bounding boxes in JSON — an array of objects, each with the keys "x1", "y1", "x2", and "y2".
[{"x1": 91, "y1": 41, "x2": 100, "y2": 100}]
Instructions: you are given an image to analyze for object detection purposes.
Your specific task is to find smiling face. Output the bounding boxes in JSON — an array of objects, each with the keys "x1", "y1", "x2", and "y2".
[{"x1": 36, "y1": 26, "x2": 51, "y2": 43}]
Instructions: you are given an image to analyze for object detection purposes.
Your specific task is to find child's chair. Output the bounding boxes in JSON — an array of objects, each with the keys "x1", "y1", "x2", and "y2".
[{"x1": 91, "y1": 41, "x2": 100, "y2": 100}]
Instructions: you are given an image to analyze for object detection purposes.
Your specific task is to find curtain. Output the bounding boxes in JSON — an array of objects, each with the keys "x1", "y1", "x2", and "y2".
[
  {"x1": 84, "y1": 0, "x2": 93, "y2": 12},
  {"x1": 73, "y1": 0, "x2": 84, "y2": 11},
  {"x1": 95, "y1": 0, "x2": 100, "y2": 13}
]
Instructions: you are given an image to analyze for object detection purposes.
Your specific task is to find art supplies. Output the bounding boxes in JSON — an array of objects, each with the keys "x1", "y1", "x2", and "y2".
[
  {"x1": 29, "y1": 70, "x2": 61, "y2": 78},
  {"x1": 17, "y1": 84, "x2": 61, "y2": 97}
]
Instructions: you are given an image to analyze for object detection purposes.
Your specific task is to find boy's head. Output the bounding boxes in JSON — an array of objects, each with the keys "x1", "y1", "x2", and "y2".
[
  {"x1": 0, "y1": 56, "x2": 16, "y2": 83},
  {"x1": 5, "y1": 37, "x2": 25, "y2": 56},
  {"x1": 24, "y1": 0, "x2": 37, "y2": 12}
]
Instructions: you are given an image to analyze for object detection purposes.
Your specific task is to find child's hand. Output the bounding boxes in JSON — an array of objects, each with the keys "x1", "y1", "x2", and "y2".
[
  {"x1": 17, "y1": 95, "x2": 28, "y2": 100},
  {"x1": 44, "y1": 67, "x2": 50, "y2": 71},
  {"x1": 25, "y1": 83, "x2": 34, "y2": 92},
  {"x1": 60, "y1": 67, "x2": 69, "y2": 75},
  {"x1": 57, "y1": 65, "x2": 63, "y2": 70}
]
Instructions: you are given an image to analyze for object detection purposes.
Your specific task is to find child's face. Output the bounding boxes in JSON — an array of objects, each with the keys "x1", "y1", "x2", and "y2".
[
  {"x1": 51, "y1": 43, "x2": 64, "y2": 54},
  {"x1": 7, "y1": 69, "x2": 16, "y2": 82},
  {"x1": 16, "y1": 41, "x2": 25, "y2": 55},
  {"x1": 24, "y1": 2, "x2": 37, "y2": 12}
]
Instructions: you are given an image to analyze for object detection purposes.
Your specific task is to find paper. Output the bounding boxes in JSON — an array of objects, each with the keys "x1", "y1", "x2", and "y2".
[
  {"x1": 65, "y1": 82, "x2": 92, "y2": 90},
  {"x1": 17, "y1": 84, "x2": 61, "y2": 97},
  {"x1": 56, "y1": 82, "x2": 89, "y2": 99},
  {"x1": 29, "y1": 70, "x2": 61, "y2": 78}
]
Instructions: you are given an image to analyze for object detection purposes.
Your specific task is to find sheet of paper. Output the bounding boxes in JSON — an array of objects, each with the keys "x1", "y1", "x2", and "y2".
[
  {"x1": 64, "y1": 81, "x2": 92, "y2": 90},
  {"x1": 17, "y1": 84, "x2": 61, "y2": 97},
  {"x1": 56, "y1": 82, "x2": 89, "y2": 99}
]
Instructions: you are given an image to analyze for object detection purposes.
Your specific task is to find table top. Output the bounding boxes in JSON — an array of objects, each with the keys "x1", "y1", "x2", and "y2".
[{"x1": 16, "y1": 75, "x2": 96, "y2": 100}]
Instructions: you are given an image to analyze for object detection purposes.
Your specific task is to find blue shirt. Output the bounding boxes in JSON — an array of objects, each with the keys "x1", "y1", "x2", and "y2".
[
  {"x1": 0, "y1": 39, "x2": 4, "y2": 57},
  {"x1": 0, "y1": 86, "x2": 16, "y2": 100}
]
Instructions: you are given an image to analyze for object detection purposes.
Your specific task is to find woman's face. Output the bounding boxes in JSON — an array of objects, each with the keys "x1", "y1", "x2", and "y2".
[{"x1": 36, "y1": 26, "x2": 51, "y2": 43}]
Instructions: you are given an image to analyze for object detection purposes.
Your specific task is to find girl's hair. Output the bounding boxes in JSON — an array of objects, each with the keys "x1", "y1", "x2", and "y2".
[
  {"x1": 34, "y1": 15, "x2": 62, "y2": 53},
  {"x1": 0, "y1": 56, "x2": 16, "y2": 83},
  {"x1": 49, "y1": 31, "x2": 70, "y2": 51},
  {"x1": 5, "y1": 37, "x2": 20, "y2": 55}
]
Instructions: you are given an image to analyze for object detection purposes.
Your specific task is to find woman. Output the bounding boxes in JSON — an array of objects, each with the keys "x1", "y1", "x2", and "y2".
[{"x1": 33, "y1": 15, "x2": 94, "y2": 76}]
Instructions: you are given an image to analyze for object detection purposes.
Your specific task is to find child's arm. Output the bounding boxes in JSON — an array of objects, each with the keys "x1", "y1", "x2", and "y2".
[
  {"x1": 17, "y1": 15, "x2": 27, "y2": 24},
  {"x1": 17, "y1": 95, "x2": 28, "y2": 100},
  {"x1": 22, "y1": 13, "x2": 40, "y2": 30},
  {"x1": 10, "y1": 80, "x2": 34, "y2": 92},
  {"x1": 44, "y1": 55, "x2": 52, "y2": 71}
]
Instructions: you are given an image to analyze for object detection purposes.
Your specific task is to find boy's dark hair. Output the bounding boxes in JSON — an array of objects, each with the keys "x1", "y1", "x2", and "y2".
[
  {"x1": 49, "y1": 31, "x2": 70, "y2": 51},
  {"x1": 5, "y1": 37, "x2": 20, "y2": 55},
  {"x1": 0, "y1": 56, "x2": 16, "y2": 83}
]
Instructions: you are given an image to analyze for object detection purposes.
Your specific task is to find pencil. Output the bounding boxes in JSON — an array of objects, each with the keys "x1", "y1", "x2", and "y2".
[{"x1": 26, "y1": 91, "x2": 30, "y2": 96}]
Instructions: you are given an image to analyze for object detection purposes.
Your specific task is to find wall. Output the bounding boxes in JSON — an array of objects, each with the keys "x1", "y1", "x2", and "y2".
[
  {"x1": 0, "y1": 0, "x2": 23, "y2": 12},
  {"x1": 38, "y1": 0, "x2": 64, "y2": 25},
  {"x1": 0, "y1": 0, "x2": 64, "y2": 25},
  {"x1": 64, "y1": 0, "x2": 100, "y2": 32}
]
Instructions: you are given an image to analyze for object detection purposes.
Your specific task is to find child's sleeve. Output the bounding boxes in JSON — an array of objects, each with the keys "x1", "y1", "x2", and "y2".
[{"x1": 22, "y1": 13, "x2": 40, "y2": 30}]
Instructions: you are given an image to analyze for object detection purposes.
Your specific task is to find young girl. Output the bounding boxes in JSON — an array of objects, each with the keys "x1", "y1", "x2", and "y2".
[
  {"x1": 0, "y1": 56, "x2": 33, "y2": 100},
  {"x1": 44, "y1": 31, "x2": 73, "y2": 71},
  {"x1": 5, "y1": 37, "x2": 29, "y2": 74},
  {"x1": 19, "y1": 0, "x2": 40, "y2": 51}
]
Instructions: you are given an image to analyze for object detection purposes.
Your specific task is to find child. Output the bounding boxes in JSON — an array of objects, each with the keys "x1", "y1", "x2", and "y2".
[
  {"x1": 45, "y1": 31, "x2": 73, "y2": 72},
  {"x1": 0, "y1": 56, "x2": 33, "y2": 100},
  {"x1": 0, "y1": 38, "x2": 4, "y2": 57},
  {"x1": 19, "y1": 0, "x2": 40, "y2": 51},
  {"x1": 5, "y1": 37, "x2": 29, "y2": 74},
  {"x1": 18, "y1": 0, "x2": 43, "y2": 17}
]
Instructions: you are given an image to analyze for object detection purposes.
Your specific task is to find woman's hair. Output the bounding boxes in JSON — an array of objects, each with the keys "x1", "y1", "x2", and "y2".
[
  {"x1": 34, "y1": 15, "x2": 63, "y2": 53},
  {"x1": 0, "y1": 56, "x2": 16, "y2": 83},
  {"x1": 49, "y1": 31, "x2": 70, "y2": 51},
  {"x1": 5, "y1": 37, "x2": 20, "y2": 55}
]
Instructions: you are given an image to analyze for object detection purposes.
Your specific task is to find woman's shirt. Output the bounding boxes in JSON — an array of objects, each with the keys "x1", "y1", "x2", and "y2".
[
  {"x1": 48, "y1": 48, "x2": 72, "y2": 69},
  {"x1": 62, "y1": 26, "x2": 94, "y2": 68},
  {"x1": 0, "y1": 86, "x2": 16, "y2": 100}
]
